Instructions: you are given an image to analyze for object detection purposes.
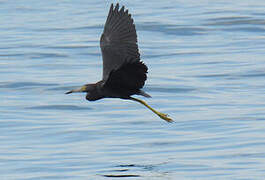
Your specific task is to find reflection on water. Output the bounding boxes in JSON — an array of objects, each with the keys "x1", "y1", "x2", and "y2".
[
  {"x1": 1, "y1": 0, "x2": 265, "y2": 179},
  {"x1": 102, "y1": 174, "x2": 140, "y2": 178}
]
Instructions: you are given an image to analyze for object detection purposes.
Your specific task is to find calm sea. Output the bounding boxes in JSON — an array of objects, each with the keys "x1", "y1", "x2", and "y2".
[{"x1": 1, "y1": 0, "x2": 265, "y2": 179}]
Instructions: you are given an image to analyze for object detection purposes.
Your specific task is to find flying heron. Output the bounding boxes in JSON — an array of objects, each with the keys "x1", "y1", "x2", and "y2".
[{"x1": 66, "y1": 3, "x2": 173, "y2": 122}]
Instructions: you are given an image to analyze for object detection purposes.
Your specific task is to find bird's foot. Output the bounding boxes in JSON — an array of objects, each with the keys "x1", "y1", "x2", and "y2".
[{"x1": 157, "y1": 112, "x2": 173, "y2": 123}]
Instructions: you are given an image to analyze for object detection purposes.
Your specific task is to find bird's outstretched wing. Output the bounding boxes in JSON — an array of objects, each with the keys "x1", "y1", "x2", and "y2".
[{"x1": 100, "y1": 3, "x2": 140, "y2": 81}]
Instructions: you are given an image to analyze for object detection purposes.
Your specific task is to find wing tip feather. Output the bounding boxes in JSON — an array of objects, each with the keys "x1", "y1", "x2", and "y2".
[
  {"x1": 120, "y1": 6, "x2": 125, "y2": 13},
  {"x1": 114, "y1": 3, "x2": 119, "y2": 12}
]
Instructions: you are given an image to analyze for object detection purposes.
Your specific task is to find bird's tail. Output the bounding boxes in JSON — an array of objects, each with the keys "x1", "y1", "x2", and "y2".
[{"x1": 138, "y1": 90, "x2": 151, "y2": 98}]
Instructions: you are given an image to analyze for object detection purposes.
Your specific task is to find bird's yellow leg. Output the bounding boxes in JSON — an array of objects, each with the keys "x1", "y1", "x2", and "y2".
[{"x1": 130, "y1": 97, "x2": 173, "y2": 123}]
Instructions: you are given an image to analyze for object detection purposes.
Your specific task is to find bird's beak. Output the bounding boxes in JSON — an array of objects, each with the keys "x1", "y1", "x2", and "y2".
[{"x1": 65, "y1": 85, "x2": 86, "y2": 94}]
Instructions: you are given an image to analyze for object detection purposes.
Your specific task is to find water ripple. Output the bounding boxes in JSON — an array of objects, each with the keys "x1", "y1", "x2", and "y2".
[
  {"x1": 0, "y1": 82, "x2": 58, "y2": 89},
  {"x1": 26, "y1": 105, "x2": 92, "y2": 110},
  {"x1": 205, "y1": 16, "x2": 265, "y2": 26},
  {"x1": 137, "y1": 22, "x2": 207, "y2": 36}
]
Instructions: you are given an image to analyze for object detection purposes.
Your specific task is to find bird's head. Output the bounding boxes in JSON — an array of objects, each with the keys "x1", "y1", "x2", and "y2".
[
  {"x1": 65, "y1": 84, "x2": 102, "y2": 101},
  {"x1": 65, "y1": 84, "x2": 94, "y2": 94}
]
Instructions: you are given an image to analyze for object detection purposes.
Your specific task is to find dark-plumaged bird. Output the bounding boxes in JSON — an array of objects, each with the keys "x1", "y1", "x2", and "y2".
[{"x1": 66, "y1": 3, "x2": 172, "y2": 122}]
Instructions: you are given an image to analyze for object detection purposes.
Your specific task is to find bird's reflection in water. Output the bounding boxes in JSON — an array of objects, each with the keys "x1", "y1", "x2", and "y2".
[
  {"x1": 100, "y1": 164, "x2": 162, "y2": 178},
  {"x1": 101, "y1": 164, "x2": 140, "y2": 178},
  {"x1": 100, "y1": 164, "x2": 139, "y2": 178},
  {"x1": 103, "y1": 174, "x2": 140, "y2": 178}
]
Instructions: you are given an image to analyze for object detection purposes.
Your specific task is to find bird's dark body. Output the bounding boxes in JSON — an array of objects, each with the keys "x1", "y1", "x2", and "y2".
[{"x1": 86, "y1": 61, "x2": 148, "y2": 101}]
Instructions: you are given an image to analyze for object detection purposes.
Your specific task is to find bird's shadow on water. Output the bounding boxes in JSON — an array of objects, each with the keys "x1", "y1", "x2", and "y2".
[
  {"x1": 99, "y1": 164, "x2": 162, "y2": 178},
  {"x1": 102, "y1": 174, "x2": 140, "y2": 178}
]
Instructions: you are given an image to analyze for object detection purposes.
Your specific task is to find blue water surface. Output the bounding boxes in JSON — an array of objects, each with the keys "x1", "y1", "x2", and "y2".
[{"x1": 1, "y1": 0, "x2": 265, "y2": 179}]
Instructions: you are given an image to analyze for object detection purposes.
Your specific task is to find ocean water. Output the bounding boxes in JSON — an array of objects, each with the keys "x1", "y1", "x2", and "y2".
[{"x1": 1, "y1": 0, "x2": 265, "y2": 179}]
